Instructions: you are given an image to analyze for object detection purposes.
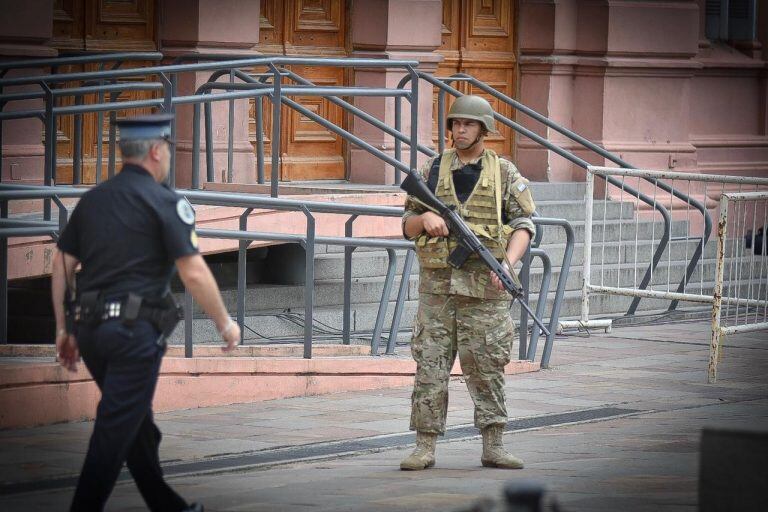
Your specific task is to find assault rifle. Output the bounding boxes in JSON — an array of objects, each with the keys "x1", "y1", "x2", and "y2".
[{"x1": 400, "y1": 169, "x2": 550, "y2": 337}]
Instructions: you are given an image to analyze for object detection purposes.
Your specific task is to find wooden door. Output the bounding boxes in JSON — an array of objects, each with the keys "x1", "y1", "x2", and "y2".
[
  {"x1": 436, "y1": 0, "x2": 516, "y2": 159},
  {"x1": 252, "y1": 0, "x2": 348, "y2": 181},
  {"x1": 51, "y1": 0, "x2": 157, "y2": 184}
]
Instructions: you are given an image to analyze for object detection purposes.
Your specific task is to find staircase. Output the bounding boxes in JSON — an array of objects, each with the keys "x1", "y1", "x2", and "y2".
[{"x1": 170, "y1": 180, "x2": 753, "y2": 347}]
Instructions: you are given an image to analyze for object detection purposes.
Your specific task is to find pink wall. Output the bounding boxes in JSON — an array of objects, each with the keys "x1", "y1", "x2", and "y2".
[
  {"x1": 349, "y1": 0, "x2": 443, "y2": 184},
  {"x1": 518, "y1": 0, "x2": 768, "y2": 182},
  {"x1": 160, "y1": 0, "x2": 259, "y2": 188}
]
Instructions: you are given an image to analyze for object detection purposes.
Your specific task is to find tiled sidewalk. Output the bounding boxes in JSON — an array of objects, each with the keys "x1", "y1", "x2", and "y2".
[{"x1": 1, "y1": 321, "x2": 766, "y2": 511}]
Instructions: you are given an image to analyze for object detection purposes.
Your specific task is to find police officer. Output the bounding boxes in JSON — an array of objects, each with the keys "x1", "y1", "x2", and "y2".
[
  {"x1": 400, "y1": 96, "x2": 536, "y2": 470},
  {"x1": 51, "y1": 114, "x2": 240, "y2": 511}
]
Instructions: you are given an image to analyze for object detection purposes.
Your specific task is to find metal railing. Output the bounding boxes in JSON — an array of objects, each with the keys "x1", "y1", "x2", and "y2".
[
  {"x1": 710, "y1": 191, "x2": 768, "y2": 382},
  {"x1": 0, "y1": 184, "x2": 572, "y2": 367},
  {"x1": 0, "y1": 54, "x2": 574, "y2": 364},
  {"x1": 576, "y1": 167, "x2": 768, "y2": 381}
]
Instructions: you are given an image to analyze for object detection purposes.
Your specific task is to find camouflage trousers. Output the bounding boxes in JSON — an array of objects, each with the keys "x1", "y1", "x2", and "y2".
[{"x1": 409, "y1": 292, "x2": 515, "y2": 435}]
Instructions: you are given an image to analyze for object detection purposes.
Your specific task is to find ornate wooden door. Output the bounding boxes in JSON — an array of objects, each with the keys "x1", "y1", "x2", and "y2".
[
  {"x1": 436, "y1": 0, "x2": 516, "y2": 159},
  {"x1": 51, "y1": 0, "x2": 157, "y2": 184},
  {"x1": 253, "y1": 0, "x2": 348, "y2": 181}
]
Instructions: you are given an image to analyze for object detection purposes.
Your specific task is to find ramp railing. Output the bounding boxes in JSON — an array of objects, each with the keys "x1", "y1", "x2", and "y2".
[{"x1": 0, "y1": 54, "x2": 574, "y2": 366}]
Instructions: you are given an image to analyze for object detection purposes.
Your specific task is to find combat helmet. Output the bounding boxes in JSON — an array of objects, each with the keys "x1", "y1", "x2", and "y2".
[{"x1": 446, "y1": 95, "x2": 496, "y2": 133}]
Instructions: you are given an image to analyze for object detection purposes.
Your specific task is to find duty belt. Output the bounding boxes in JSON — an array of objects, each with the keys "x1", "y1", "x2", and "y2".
[{"x1": 70, "y1": 291, "x2": 182, "y2": 338}]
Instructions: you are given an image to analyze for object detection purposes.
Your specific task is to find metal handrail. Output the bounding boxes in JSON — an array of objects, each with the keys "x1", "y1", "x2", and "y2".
[
  {"x1": 0, "y1": 56, "x2": 420, "y2": 88},
  {"x1": 0, "y1": 52, "x2": 163, "y2": 75},
  {"x1": 397, "y1": 71, "x2": 677, "y2": 317},
  {"x1": 0, "y1": 184, "x2": 573, "y2": 367}
]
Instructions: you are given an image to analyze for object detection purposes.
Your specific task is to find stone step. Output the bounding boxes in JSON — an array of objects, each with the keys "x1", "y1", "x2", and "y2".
[
  {"x1": 528, "y1": 182, "x2": 586, "y2": 200},
  {"x1": 534, "y1": 200, "x2": 635, "y2": 221}
]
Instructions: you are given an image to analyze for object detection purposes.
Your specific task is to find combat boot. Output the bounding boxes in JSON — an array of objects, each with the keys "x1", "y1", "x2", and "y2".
[
  {"x1": 400, "y1": 431, "x2": 437, "y2": 470},
  {"x1": 481, "y1": 424, "x2": 524, "y2": 469}
]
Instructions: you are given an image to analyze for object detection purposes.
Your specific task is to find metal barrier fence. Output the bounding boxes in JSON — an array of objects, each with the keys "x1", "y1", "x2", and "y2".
[
  {"x1": 577, "y1": 167, "x2": 768, "y2": 381},
  {"x1": 710, "y1": 191, "x2": 768, "y2": 382}
]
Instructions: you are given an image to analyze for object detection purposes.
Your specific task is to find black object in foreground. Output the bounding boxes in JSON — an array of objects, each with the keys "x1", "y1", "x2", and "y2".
[{"x1": 400, "y1": 169, "x2": 550, "y2": 337}]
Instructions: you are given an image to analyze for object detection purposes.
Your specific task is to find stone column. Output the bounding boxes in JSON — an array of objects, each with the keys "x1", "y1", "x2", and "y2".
[
  {"x1": 0, "y1": 0, "x2": 56, "y2": 185},
  {"x1": 349, "y1": 0, "x2": 442, "y2": 184},
  {"x1": 160, "y1": 0, "x2": 259, "y2": 188},
  {"x1": 518, "y1": 0, "x2": 700, "y2": 182}
]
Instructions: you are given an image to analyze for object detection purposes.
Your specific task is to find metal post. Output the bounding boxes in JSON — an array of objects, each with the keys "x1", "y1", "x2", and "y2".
[
  {"x1": 0, "y1": 200, "x2": 7, "y2": 343},
  {"x1": 184, "y1": 288, "x2": 193, "y2": 358},
  {"x1": 42, "y1": 82, "x2": 54, "y2": 220},
  {"x1": 438, "y1": 88, "x2": 446, "y2": 153},
  {"x1": 526, "y1": 251, "x2": 552, "y2": 361},
  {"x1": 343, "y1": 215, "x2": 357, "y2": 345},
  {"x1": 394, "y1": 96, "x2": 402, "y2": 171},
  {"x1": 709, "y1": 195, "x2": 729, "y2": 383},
  {"x1": 73, "y1": 94, "x2": 83, "y2": 185},
  {"x1": 270, "y1": 64, "x2": 281, "y2": 198},
  {"x1": 582, "y1": 169, "x2": 595, "y2": 323},
  {"x1": 96, "y1": 88, "x2": 104, "y2": 184},
  {"x1": 371, "y1": 248, "x2": 397, "y2": 355},
  {"x1": 518, "y1": 246, "x2": 531, "y2": 359},
  {"x1": 192, "y1": 103, "x2": 200, "y2": 189},
  {"x1": 408, "y1": 67, "x2": 419, "y2": 173},
  {"x1": 255, "y1": 95, "x2": 265, "y2": 184},
  {"x1": 204, "y1": 96, "x2": 214, "y2": 183},
  {"x1": 160, "y1": 73, "x2": 175, "y2": 187},
  {"x1": 386, "y1": 248, "x2": 415, "y2": 355},
  {"x1": 237, "y1": 208, "x2": 253, "y2": 346},
  {"x1": 301, "y1": 206, "x2": 315, "y2": 358},
  {"x1": 227, "y1": 69, "x2": 235, "y2": 183},
  {"x1": 108, "y1": 91, "x2": 118, "y2": 178}
]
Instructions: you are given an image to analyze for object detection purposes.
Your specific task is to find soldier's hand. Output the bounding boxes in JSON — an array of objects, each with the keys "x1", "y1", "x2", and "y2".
[
  {"x1": 55, "y1": 330, "x2": 79, "y2": 372},
  {"x1": 219, "y1": 320, "x2": 240, "y2": 352},
  {"x1": 421, "y1": 212, "x2": 449, "y2": 237},
  {"x1": 490, "y1": 263, "x2": 512, "y2": 291}
]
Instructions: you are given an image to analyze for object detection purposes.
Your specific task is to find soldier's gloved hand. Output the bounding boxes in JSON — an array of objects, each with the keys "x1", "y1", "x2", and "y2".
[
  {"x1": 219, "y1": 319, "x2": 240, "y2": 353},
  {"x1": 421, "y1": 211, "x2": 449, "y2": 237}
]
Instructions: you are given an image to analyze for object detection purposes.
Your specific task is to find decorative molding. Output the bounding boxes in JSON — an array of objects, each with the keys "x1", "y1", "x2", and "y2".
[
  {"x1": 691, "y1": 135, "x2": 768, "y2": 149},
  {"x1": 468, "y1": 0, "x2": 509, "y2": 38},
  {"x1": 294, "y1": 0, "x2": 340, "y2": 33}
]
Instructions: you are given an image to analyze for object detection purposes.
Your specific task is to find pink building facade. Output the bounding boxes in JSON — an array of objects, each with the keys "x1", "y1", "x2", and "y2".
[{"x1": 1, "y1": 0, "x2": 766, "y2": 186}]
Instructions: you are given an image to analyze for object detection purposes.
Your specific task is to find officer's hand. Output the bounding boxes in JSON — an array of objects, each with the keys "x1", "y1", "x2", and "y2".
[
  {"x1": 421, "y1": 212, "x2": 449, "y2": 237},
  {"x1": 220, "y1": 320, "x2": 240, "y2": 353},
  {"x1": 55, "y1": 331, "x2": 79, "y2": 372}
]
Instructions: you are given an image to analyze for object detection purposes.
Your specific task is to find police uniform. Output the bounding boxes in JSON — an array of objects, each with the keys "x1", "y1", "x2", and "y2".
[
  {"x1": 402, "y1": 148, "x2": 536, "y2": 436},
  {"x1": 57, "y1": 116, "x2": 199, "y2": 511}
]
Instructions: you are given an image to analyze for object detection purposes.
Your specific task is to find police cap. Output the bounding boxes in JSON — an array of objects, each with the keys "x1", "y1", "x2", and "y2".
[{"x1": 116, "y1": 114, "x2": 174, "y2": 142}]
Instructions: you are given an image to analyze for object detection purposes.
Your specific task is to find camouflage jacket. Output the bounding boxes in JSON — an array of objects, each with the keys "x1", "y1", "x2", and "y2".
[{"x1": 402, "y1": 150, "x2": 536, "y2": 300}]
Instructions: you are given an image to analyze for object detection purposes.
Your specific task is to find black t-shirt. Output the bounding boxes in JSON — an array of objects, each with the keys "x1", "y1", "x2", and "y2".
[{"x1": 57, "y1": 164, "x2": 199, "y2": 300}]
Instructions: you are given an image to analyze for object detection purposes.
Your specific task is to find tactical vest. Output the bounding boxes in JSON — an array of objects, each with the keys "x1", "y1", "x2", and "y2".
[{"x1": 415, "y1": 149, "x2": 514, "y2": 269}]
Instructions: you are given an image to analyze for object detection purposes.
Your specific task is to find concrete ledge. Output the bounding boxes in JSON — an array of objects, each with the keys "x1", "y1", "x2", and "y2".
[{"x1": 0, "y1": 354, "x2": 539, "y2": 429}]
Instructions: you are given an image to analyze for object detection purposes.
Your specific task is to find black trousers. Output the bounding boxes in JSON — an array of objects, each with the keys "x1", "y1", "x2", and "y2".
[{"x1": 70, "y1": 319, "x2": 187, "y2": 512}]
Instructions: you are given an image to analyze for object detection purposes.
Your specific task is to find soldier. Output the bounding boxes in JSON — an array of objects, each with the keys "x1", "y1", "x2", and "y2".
[
  {"x1": 400, "y1": 95, "x2": 536, "y2": 470},
  {"x1": 51, "y1": 114, "x2": 240, "y2": 511}
]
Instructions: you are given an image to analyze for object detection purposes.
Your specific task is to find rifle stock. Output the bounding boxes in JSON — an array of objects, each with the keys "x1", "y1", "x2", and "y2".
[{"x1": 401, "y1": 168, "x2": 550, "y2": 337}]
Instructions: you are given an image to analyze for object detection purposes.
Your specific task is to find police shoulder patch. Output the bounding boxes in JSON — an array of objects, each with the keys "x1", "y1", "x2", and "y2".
[{"x1": 176, "y1": 198, "x2": 195, "y2": 225}]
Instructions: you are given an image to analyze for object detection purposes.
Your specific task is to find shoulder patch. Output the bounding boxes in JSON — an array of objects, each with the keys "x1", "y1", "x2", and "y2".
[{"x1": 176, "y1": 198, "x2": 195, "y2": 225}]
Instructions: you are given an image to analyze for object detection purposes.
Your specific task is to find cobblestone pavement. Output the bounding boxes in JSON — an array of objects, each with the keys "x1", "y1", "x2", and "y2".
[{"x1": 1, "y1": 321, "x2": 766, "y2": 511}]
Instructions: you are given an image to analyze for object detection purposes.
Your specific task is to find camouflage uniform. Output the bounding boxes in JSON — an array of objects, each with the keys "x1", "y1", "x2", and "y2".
[{"x1": 402, "y1": 149, "x2": 536, "y2": 435}]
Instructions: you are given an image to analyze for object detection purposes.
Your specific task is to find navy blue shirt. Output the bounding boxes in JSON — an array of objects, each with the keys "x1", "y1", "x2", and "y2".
[{"x1": 57, "y1": 164, "x2": 199, "y2": 300}]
